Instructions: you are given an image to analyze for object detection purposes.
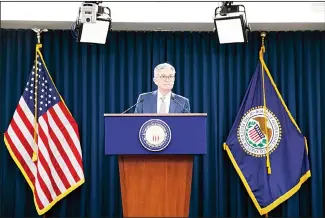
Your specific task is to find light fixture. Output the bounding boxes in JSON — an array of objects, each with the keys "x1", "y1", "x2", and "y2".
[
  {"x1": 72, "y1": 1, "x2": 112, "y2": 44},
  {"x1": 213, "y1": 1, "x2": 250, "y2": 44}
]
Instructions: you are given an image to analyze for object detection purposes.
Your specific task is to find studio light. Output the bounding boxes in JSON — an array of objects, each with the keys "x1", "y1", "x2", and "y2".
[
  {"x1": 72, "y1": 1, "x2": 112, "y2": 44},
  {"x1": 213, "y1": 1, "x2": 250, "y2": 44}
]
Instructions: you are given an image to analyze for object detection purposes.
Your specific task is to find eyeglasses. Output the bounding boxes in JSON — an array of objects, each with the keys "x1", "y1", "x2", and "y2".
[{"x1": 158, "y1": 75, "x2": 175, "y2": 80}]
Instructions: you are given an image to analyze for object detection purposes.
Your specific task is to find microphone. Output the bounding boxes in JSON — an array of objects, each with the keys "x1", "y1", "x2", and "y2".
[
  {"x1": 122, "y1": 99, "x2": 144, "y2": 114},
  {"x1": 171, "y1": 96, "x2": 190, "y2": 113}
]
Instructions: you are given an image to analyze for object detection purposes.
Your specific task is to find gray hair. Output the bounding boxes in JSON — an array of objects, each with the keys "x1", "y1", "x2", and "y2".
[{"x1": 154, "y1": 63, "x2": 176, "y2": 78}]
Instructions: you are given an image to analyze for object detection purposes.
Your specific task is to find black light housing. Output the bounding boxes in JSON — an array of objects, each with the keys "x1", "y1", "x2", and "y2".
[
  {"x1": 214, "y1": 1, "x2": 250, "y2": 44},
  {"x1": 72, "y1": 1, "x2": 112, "y2": 44}
]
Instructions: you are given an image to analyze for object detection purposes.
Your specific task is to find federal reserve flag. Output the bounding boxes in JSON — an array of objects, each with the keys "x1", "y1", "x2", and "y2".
[{"x1": 223, "y1": 47, "x2": 311, "y2": 215}]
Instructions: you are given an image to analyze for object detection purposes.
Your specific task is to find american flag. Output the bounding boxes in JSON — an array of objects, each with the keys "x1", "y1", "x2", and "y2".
[
  {"x1": 3, "y1": 48, "x2": 85, "y2": 215},
  {"x1": 248, "y1": 124, "x2": 265, "y2": 143}
]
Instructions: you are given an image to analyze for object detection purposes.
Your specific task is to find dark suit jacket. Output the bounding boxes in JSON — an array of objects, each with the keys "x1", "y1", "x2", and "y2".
[{"x1": 134, "y1": 90, "x2": 190, "y2": 113}]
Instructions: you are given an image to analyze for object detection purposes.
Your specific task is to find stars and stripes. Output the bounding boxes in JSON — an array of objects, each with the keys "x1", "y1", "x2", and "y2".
[{"x1": 3, "y1": 47, "x2": 85, "y2": 215}]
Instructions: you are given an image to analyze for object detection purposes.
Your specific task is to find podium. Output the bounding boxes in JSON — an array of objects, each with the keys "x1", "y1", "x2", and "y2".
[{"x1": 104, "y1": 113, "x2": 207, "y2": 217}]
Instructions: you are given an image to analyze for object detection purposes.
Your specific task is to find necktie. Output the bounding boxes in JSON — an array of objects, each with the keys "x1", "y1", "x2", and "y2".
[{"x1": 158, "y1": 96, "x2": 167, "y2": 114}]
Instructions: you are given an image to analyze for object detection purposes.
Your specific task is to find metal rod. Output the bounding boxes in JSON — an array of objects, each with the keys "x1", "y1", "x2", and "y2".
[
  {"x1": 261, "y1": 31, "x2": 267, "y2": 47},
  {"x1": 31, "y1": 27, "x2": 48, "y2": 44}
]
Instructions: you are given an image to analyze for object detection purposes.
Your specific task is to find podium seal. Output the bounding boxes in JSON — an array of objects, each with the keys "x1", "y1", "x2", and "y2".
[{"x1": 139, "y1": 119, "x2": 171, "y2": 151}]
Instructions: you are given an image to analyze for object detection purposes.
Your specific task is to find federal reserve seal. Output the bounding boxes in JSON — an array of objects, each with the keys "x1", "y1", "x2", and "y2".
[
  {"x1": 139, "y1": 119, "x2": 171, "y2": 152},
  {"x1": 237, "y1": 106, "x2": 282, "y2": 157}
]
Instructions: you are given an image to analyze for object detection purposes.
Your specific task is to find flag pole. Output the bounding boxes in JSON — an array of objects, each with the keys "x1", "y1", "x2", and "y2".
[
  {"x1": 260, "y1": 31, "x2": 270, "y2": 218},
  {"x1": 31, "y1": 28, "x2": 48, "y2": 163},
  {"x1": 259, "y1": 31, "x2": 271, "y2": 175},
  {"x1": 31, "y1": 28, "x2": 48, "y2": 218}
]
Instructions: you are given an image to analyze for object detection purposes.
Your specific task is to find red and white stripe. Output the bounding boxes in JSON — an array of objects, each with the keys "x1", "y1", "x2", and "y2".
[
  {"x1": 249, "y1": 128, "x2": 262, "y2": 142},
  {"x1": 4, "y1": 97, "x2": 84, "y2": 214}
]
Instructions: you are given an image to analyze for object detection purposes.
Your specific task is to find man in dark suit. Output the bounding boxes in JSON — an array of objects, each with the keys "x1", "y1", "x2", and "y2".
[{"x1": 134, "y1": 63, "x2": 190, "y2": 113}]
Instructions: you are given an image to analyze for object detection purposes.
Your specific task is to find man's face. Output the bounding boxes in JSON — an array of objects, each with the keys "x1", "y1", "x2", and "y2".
[{"x1": 154, "y1": 68, "x2": 175, "y2": 92}]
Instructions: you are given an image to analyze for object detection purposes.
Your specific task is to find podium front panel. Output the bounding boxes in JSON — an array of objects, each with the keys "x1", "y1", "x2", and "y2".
[{"x1": 104, "y1": 115, "x2": 206, "y2": 155}]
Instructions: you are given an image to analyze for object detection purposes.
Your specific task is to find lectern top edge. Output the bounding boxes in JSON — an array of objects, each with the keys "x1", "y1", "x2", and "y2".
[{"x1": 103, "y1": 113, "x2": 207, "y2": 117}]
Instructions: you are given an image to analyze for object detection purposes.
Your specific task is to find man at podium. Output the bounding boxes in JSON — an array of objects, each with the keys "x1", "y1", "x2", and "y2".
[{"x1": 134, "y1": 63, "x2": 191, "y2": 113}]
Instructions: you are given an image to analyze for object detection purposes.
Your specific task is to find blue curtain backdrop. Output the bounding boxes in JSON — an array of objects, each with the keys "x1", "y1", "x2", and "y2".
[{"x1": 0, "y1": 29, "x2": 324, "y2": 218}]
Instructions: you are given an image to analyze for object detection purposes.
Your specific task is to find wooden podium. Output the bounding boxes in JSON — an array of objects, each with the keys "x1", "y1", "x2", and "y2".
[{"x1": 104, "y1": 113, "x2": 207, "y2": 217}]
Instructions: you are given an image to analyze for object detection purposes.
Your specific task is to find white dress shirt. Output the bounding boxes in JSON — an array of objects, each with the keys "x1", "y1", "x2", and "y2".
[{"x1": 157, "y1": 91, "x2": 171, "y2": 113}]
